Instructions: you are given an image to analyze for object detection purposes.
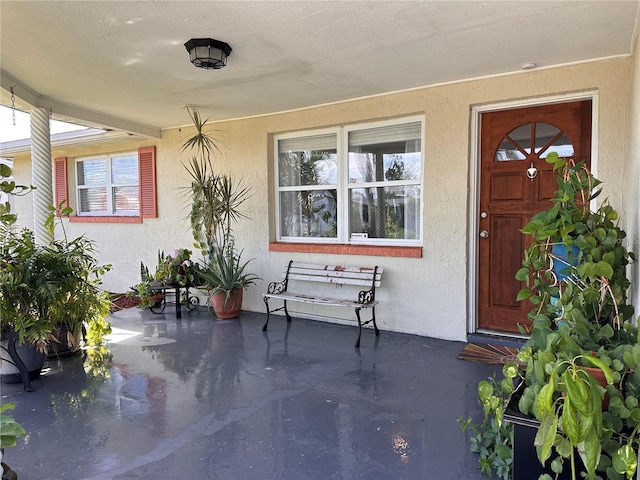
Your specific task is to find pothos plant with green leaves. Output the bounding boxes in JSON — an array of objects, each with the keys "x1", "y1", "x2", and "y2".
[
  {"x1": 459, "y1": 363, "x2": 520, "y2": 480},
  {"x1": 516, "y1": 152, "x2": 634, "y2": 332}
]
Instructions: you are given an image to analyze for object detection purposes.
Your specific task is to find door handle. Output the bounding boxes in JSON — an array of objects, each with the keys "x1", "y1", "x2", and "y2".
[{"x1": 479, "y1": 230, "x2": 489, "y2": 239}]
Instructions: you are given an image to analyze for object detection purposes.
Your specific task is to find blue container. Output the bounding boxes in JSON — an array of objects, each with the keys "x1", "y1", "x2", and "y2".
[{"x1": 551, "y1": 243, "x2": 580, "y2": 282}]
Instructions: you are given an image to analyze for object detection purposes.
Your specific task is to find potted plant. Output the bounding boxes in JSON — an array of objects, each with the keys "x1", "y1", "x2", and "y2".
[
  {"x1": 199, "y1": 238, "x2": 260, "y2": 319},
  {"x1": 155, "y1": 248, "x2": 200, "y2": 287},
  {"x1": 180, "y1": 106, "x2": 256, "y2": 316},
  {"x1": 1, "y1": 163, "x2": 111, "y2": 387},
  {"x1": 517, "y1": 153, "x2": 634, "y2": 330},
  {"x1": 40, "y1": 203, "x2": 112, "y2": 357},
  {"x1": 509, "y1": 153, "x2": 638, "y2": 480},
  {"x1": 464, "y1": 153, "x2": 639, "y2": 480},
  {"x1": 129, "y1": 248, "x2": 201, "y2": 311},
  {"x1": 1, "y1": 163, "x2": 45, "y2": 386}
]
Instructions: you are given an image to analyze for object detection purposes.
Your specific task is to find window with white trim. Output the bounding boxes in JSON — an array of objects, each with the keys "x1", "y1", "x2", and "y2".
[
  {"x1": 76, "y1": 153, "x2": 139, "y2": 216},
  {"x1": 275, "y1": 116, "x2": 423, "y2": 245}
]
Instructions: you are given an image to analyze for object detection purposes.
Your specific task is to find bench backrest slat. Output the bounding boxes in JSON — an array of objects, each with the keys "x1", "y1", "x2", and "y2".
[{"x1": 283, "y1": 262, "x2": 382, "y2": 288}]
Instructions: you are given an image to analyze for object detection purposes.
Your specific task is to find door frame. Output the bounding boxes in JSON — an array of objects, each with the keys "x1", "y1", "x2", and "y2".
[{"x1": 467, "y1": 91, "x2": 600, "y2": 336}]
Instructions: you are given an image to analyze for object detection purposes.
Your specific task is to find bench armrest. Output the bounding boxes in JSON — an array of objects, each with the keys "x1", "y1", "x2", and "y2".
[
  {"x1": 358, "y1": 287, "x2": 375, "y2": 304},
  {"x1": 267, "y1": 279, "x2": 287, "y2": 295}
]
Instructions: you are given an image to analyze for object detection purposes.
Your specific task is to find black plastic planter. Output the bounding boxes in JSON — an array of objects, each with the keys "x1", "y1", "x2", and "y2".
[
  {"x1": 0, "y1": 332, "x2": 45, "y2": 391},
  {"x1": 504, "y1": 382, "x2": 577, "y2": 480}
]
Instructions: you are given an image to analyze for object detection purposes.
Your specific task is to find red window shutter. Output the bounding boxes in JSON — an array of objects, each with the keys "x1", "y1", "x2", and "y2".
[
  {"x1": 138, "y1": 146, "x2": 157, "y2": 218},
  {"x1": 54, "y1": 157, "x2": 68, "y2": 212}
]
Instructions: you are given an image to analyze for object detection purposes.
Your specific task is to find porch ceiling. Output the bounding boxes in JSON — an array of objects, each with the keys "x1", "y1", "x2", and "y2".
[{"x1": 1, "y1": 1, "x2": 639, "y2": 137}]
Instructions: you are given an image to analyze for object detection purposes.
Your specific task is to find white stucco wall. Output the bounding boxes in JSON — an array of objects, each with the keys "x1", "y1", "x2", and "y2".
[{"x1": 9, "y1": 57, "x2": 636, "y2": 342}]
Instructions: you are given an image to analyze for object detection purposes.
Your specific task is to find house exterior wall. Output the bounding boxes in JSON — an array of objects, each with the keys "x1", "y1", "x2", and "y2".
[
  {"x1": 9, "y1": 57, "x2": 636, "y2": 342},
  {"x1": 625, "y1": 32, "x2": 640, "y2": 311}
]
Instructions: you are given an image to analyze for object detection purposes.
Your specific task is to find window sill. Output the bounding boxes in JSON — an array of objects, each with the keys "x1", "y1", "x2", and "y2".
[
  {"x1": 69, "y1": 216, "x2": 143, "y2": 224},
  {"x1": 268, "y1": 242, "x2": 422, "y2": 258}
]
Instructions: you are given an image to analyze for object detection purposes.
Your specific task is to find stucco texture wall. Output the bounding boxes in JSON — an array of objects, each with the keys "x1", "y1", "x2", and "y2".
[{"x1": 9, "y1": 57, "x2": 635, "y2": 342}]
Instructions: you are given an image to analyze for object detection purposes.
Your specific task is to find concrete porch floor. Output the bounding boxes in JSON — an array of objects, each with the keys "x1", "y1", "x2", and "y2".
[{"x1": 1, "y1": 307, "x2": 501, "y2": 480}]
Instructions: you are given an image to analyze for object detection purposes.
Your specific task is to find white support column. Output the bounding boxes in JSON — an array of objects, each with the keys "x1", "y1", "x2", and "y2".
[{"x1": 30, "y1": 107, "x2": 53, "y2": 245}]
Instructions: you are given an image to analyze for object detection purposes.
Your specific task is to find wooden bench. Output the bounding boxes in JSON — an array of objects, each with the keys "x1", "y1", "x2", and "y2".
[{"x1": 261, "y1": 261, "x2": 383, "y2": 348}]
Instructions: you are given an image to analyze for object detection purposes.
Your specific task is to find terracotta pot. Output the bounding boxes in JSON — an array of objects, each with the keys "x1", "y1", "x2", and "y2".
[
  {"x1": 211, "y1": 289, "x2": 243, "y2": 319},
  {"x1": 583, "y1": 366, "x2": 613, "y2": 410}
]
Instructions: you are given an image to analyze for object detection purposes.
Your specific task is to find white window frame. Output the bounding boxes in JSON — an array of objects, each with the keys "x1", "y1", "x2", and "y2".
[
  {"x1": 275, "y1": 115, "x2": 424, "y2": 246},
  {"x1": 75, "y1": 152, "x2": 139, "y2": 216}
]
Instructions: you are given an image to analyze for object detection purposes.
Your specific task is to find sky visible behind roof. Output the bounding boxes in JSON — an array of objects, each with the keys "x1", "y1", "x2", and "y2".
[{"x1": 0, "y1": 105, "x2": 87, "y2": 143}]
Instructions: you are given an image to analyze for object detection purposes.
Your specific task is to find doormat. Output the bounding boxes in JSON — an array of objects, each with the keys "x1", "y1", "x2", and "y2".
[{"x1": 457, "y1": 343, "x2": 520, "y2": 365}]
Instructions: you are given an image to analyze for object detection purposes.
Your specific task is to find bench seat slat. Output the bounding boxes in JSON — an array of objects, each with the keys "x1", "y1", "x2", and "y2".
[
  {"x1": 263, "y1": 292, "x2": 378, "y2": 308},
  {"x1": 288, "y1": 262, "x2": 383, "y2": 275},
  {"x1": 286, "y1": 272, "x2": 381, "y2": 288}
]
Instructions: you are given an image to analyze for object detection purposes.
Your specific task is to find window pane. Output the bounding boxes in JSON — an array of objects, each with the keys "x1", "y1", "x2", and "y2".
[
  {"x1": 278, "y1": 150, "x2": 337, "y2": 187},
  {"x1": 348, "y1": 122, "x2": 421, "y2": 184},
  {"x1": 536, "y1": 122, "x2": 574, "y2": 158},
  {"x1": 495, "y1": 138, "x2": 526, "y2": 161},
  {"x1": 349, "y1": 186, "x2": 420, "y2": 240},
  {"x1": 495, "y1": 122, "x2": 574, "y2": 160},
  {"x1": 280, "y1": 189, "x2": 337, "y2": 238},
  {"x1": 112, "y1": 155, "x2": 139, "y2": 185},
  {"x1": 113, "y1": 186, "x2": 140, "y2": 212},
  {"x1": 79, "y1": 188, "x2": 107, "y2": 213},
  {"x1": 77, "y1": 159, "x2": 106, "y2": 186}
]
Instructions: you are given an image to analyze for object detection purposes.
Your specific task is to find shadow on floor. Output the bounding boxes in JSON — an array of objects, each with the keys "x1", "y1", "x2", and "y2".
[{"x1": 2, "y1": 308, "x2": 501, "y2": 480}]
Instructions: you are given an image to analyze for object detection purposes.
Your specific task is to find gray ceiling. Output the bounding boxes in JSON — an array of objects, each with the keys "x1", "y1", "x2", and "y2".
[{"x1": 1, "y1": 1, "x2": 639, "y2": 137}]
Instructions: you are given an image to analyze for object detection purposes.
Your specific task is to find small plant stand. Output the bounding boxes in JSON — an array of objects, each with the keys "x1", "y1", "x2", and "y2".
[{"x1": 149, "y1": 284, "x2": 200, "y2": 319}]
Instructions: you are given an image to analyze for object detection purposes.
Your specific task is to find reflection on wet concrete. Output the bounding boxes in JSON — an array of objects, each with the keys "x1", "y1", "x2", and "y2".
[{"x1": 2, "y1": 308, "x2": 500, "y2": 480}]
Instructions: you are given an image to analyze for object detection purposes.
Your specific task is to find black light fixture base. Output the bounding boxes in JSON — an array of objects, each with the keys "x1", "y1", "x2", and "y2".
[{"x1": 184, "y1": 38, "x2": 232, "y2": 70}]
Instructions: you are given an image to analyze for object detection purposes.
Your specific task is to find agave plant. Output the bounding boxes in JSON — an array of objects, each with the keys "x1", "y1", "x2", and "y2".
[{"x1": 199, "y1": 238, "x2": 260, "y2": 309}]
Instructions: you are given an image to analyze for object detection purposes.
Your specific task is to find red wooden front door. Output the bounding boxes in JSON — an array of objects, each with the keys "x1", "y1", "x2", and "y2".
[{"x1": 477, "y1": 100, "x2": 592, "y2": 333}]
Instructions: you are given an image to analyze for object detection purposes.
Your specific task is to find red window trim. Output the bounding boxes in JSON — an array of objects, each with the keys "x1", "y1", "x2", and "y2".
[
  {"x1": 69, "y1": 216, "x2": 143, "y2": 224},
  {"x1": 268, "y1": 242, "x2": 422, "y2": 258}
]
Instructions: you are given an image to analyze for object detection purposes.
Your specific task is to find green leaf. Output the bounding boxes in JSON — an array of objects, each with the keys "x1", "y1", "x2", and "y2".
[
  {"x1": 478, "y1": 380, "x2": 493, "y2": 403},
  {"x1": 561, "y1": 396, "x2": 581, "y2": 444},
  {"x1": 612, "y1": 444, "x2": 637, "y2": 478},
  {"x1": 577, "y1": 429, "x2": 601, "y2": 478},
  {"x1": 632, "y1": 344, "x2": 640, "y2": 367},
  {"x1": 535, "y1": 413, "x2": 558, "y2": 466},
  {"x1": 515, "y1": 267, "x2": 530, "y2": 281},
  {"x1": 563, "y1": 369, "x2": 589, "y2": 416},
  {"x1": 537, "y1": 382, "x2": 555, "y2": 415},
  {"x1": 517, "y1": 289, "x2": 532, "y2": 301}
]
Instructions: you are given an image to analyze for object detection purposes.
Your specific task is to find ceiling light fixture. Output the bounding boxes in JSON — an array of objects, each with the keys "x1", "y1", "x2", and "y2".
[
  {"x1": 522, "y1": 62, "x2": 537, "y2": 70},
  {"x1": 184, "y1": 38, "x2": 232, "y2": 70}
]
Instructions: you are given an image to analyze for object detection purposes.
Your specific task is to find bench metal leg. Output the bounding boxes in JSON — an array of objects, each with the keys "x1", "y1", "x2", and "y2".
[
  {"x1": 372, "y1": 307, "x2": 379, "y2": 336},
  {"x1": 262, "y1": 297, "x2": 271, "y2": 331},
  {"x1": 262, "y1": 297, "x2": 292, "y2": 332},
  {"x1": 355, "y1": 308, "x2": 363, "y2": 348},
  {"x1": 284, "y1": 300, "x2": 291, "y2": 322},
  {"x1": 354, "y1": 307, "x2": 379, "y2": 348}
]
